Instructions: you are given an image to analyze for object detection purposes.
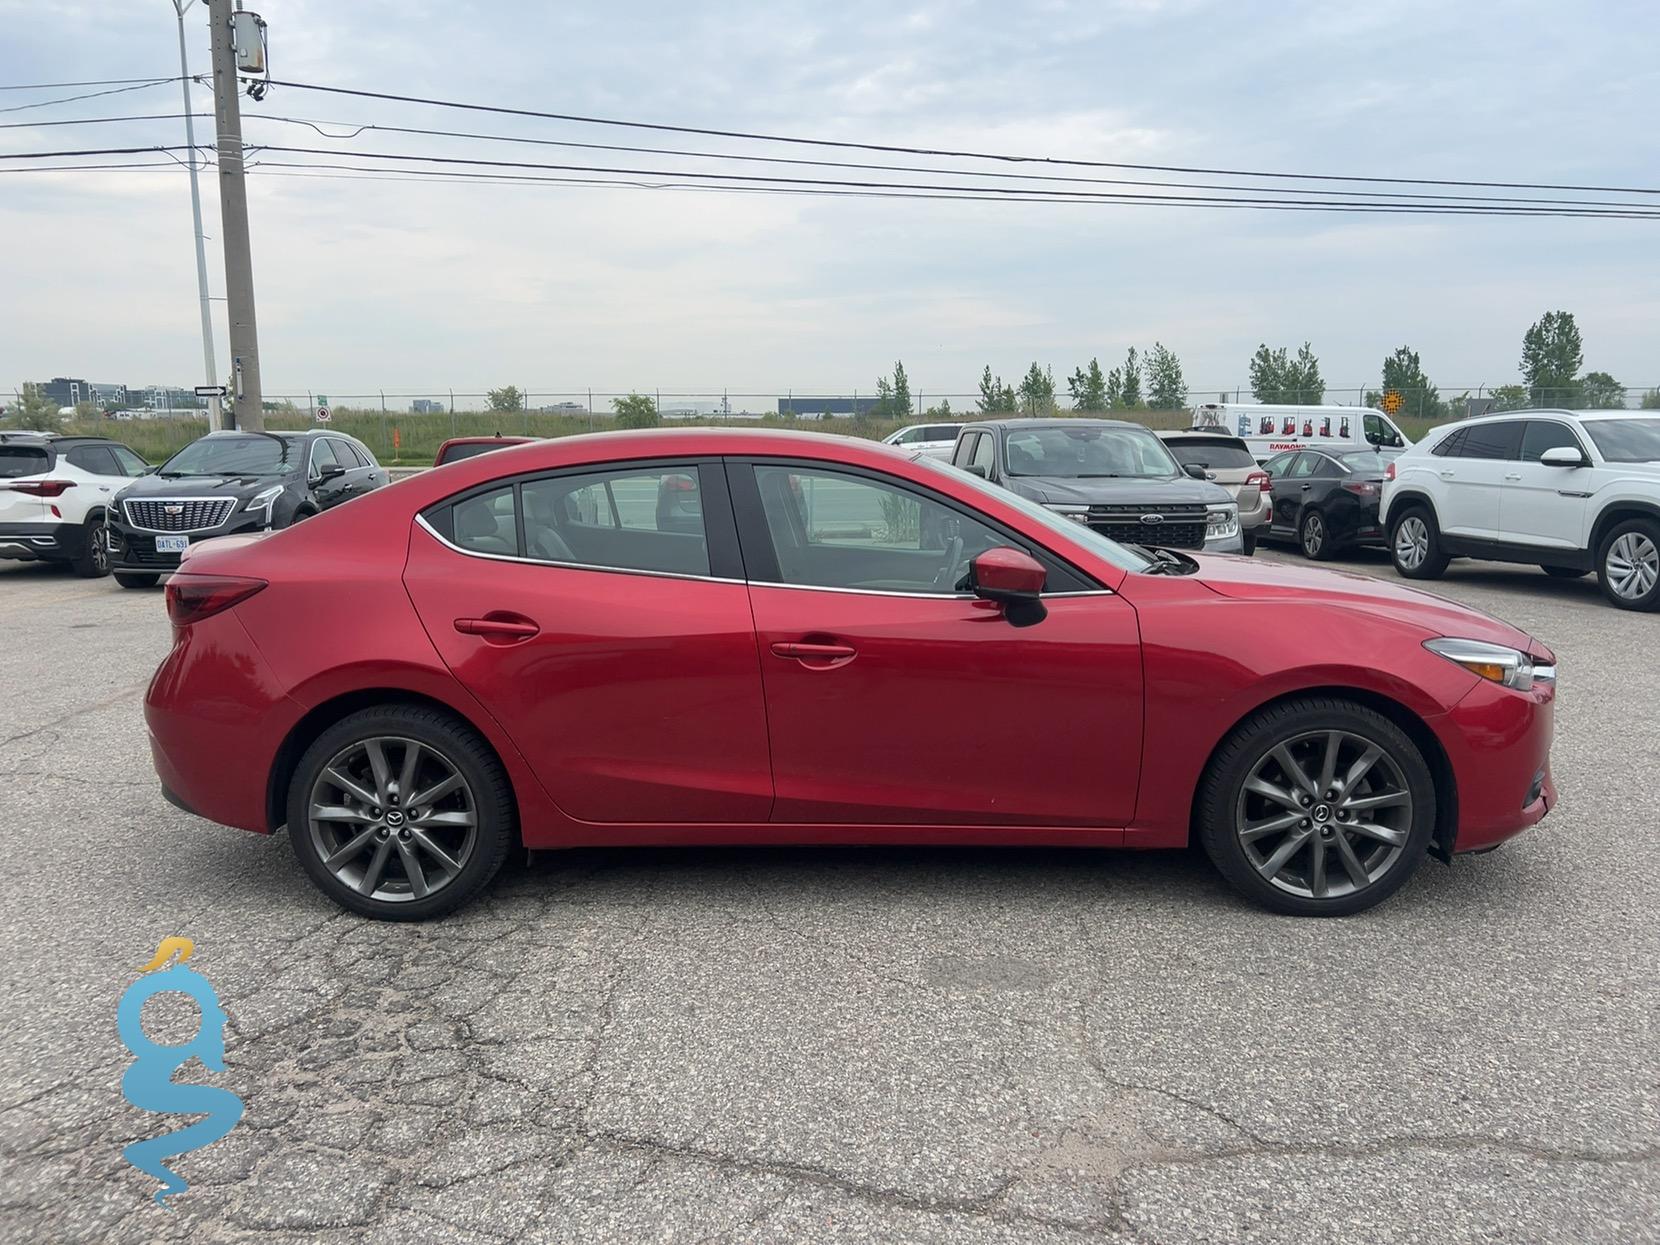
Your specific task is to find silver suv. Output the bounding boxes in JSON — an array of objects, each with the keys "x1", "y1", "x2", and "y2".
[{"x1": 1159, "y1": 431, "x2": 1271, "y2": 555}]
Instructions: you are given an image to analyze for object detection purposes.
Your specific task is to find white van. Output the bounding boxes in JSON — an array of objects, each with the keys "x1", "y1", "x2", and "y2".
[{"x1": 1191, "y1": 403, "x2": 1412, "y2": 462}]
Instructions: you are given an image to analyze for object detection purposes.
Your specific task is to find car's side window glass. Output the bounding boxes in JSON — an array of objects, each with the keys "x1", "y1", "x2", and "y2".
[
  {"x1": 1287, "y1": 453, "x2": 1319, "y2": 479},
  {"x1": 1430, "y1": 429, "x2": 1465, "y2": 458},
  {"x1": 310, "y1": 439, "x2": 340, "y2": 477},
  {"x1": 1261, "y1": 452, "x2": 1294, "y2": 476},
  {"x1": 453, "y1": 486, "x2": 517, "y2": 557},
  {"x1": 751, "y1": 465, "x2": 1005, "y2": 594},
  {"x1": 110, "y1": 445, "x2": 148, "y2": 476},
  {"x1": 67, "y1": 446, "x2": 116, "y2": 475},
  {"x1": 894, "y1": 428, "x2": 920, "y2": 445},
  {"x1": 1520, "y1": 421, "x2": 1585, "y2": 462},
  {"x1": 333, "y1": 439, "x2": 366, "y2": 468},
  {"x1": 969, "y1": 433, "x2": 996, "y2": 477},
  {"x1": 521, "y1": 468, "x2": 710, "y2": 577},
  {"x1": 951, "y1": 433, "x2": 978, "y2": 467},
  {"x1": 1455, "y1": 421, "x2": 1522, "y2": 460}
]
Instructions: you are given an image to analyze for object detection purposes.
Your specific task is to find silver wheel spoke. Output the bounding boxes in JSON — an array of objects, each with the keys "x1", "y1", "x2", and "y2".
[
  {"x1": 409, "y1": 772, "x2": 464, "y2": 808},
  {"x1": 397, "y1": 741, "x2": 422, "y2": 800},
  {"x1": 411, "y1": 829, "x2": 462, "y2": 873},
  {"x1": 1334, "y1": 833, "x2": 1372, "y2": 887},
  {"x1": 1337, "y1": 745, "x2": 1382, "y2": 797},
  {"x1": 414, "y1": 809, "x2": 475, "y2": 829},
  {"x1": 394, "y1": 838, "x2": 430, "y2": 899},
  {"x1": 1256, "y1": 828, "x2": 1313, "y2": 880},
  {"x1": 1308, "y1": 835, "x2": 1328, "y2": 897},
  {"x1": 357, "y1": 837, "x2": 394, "y2": 895},
  {"x1": 1241, "y1": 811, "x2": 1303, "y2": 842},
  {"x1": 324, "y1": 766, "x2": 378, "y2": 808},
  {"x1": 1271, "y1": 744, "x2": 1319, "y2": 798},
  {"x1": 1315, "y1": 731, "x2": 1340, "y2": 796},
  {"x1": 365, "y1": 739, "x2": 392, "y2": 805},
  {"x1": 1244, "y1": 776, "x2": 1303, "y2": 812},
  {"x1": 1347, "y1": 820, "x2": 1406, "y2": 847},
  {"x1": 1342, "y1": 790, "x2": 1408, "y2": 812},
  {"x1": 323, "y1": 826, "x2": 378, "y2": 869},
  {"x1": 311, "y1": 803, "x2": 376, "y2": 825}
]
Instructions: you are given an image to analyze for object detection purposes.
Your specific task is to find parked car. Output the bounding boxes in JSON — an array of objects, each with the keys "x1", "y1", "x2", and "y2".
[
  {"x1": 433, "y1": 434, "x2": 537, "y2": 466},
  {"x1": 0, "y1": 433, "x2": 151, "y2": 577},
  {"x1": 108, "y1": 430, "x2": 385, "y2": 588},
  {"x1": 146, "y1": 428, "x2": 1555, "y2": 921},
  {"x1": 1383, "y1": 409, "x2": 1660, "y2": 610},
  {"x1": 1158, "y1": 430, "x2": 1271, "y2": 554},
  {"x1": 1192, "y1": 403, "x2": 1413, "y2": 463},
  {"x1": 1258, "y1": 447, "x2": 1391, "y2": 560},
  {"x1": 882, "y1": 422, "x2": 963, "y2": 460},
  {"x1": 948, "y1": 419, "x2": 1242, "y2": 553}
]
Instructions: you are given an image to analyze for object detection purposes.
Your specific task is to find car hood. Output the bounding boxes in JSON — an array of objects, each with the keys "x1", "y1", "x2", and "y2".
[
  {"x1": 1190, "y1": 555, "x2": 1545, "y2": 654},
  {"x1": 1009, "y1": 475, "x2": 1233, "y2": 505},
  {"x1": 120, "y1": 473, "x2": 292, "y2": 500}
]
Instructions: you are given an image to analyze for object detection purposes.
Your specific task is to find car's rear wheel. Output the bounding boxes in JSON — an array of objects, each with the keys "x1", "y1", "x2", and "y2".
[
  {"x1": 1541, "y1": 565, "x2": 1588, "y2": 580},
  {"x1": 1299, "y1": 510, "x2": 1334, "y2": 560},
  {"x1": 114, "y1": 572, "x2": 159, "y2": 589},
  {"x1": 287, "y1": 706, "x2": 515, "y2": 920},
  {"x1": 71, "y1": 514, "x2": 110, "y2": 577},
  {"x1": 1197, "y1": 697, "x2": 1435, "y2": 916},
  {"x1": 1596, "y1": 518, "x2": 1660, "y2": 611},
  {"x1": 1389, "y1": 507, "x2": 1449, "y2": 579}
]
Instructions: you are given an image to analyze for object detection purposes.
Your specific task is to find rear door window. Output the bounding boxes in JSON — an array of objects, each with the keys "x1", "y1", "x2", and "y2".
[
  {"x1": 1454, "y1": 421, "x2": 1523, "y2": 460},
  {"x1": 521, "y1": 467, "x2": 711, "y2": 577},
  {"x1": 452, "y1": 486, "x2": 518, "y2": 556},
  {"x1": 67, "y1": 445, "x2": 121, "y2": 476}
]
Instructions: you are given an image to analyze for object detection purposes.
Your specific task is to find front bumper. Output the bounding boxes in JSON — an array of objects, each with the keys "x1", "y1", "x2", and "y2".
[
  {"x1": 109, "y1": 508, "x2": 267, "y2": 573},
  {"x1": 1436, "y1": 671, "x2": 1557, "y2": 853},
  {"x1": 0, "y1": 521, "x2": 75, "y2": 563},
  {"x1": 1203, "y1": 530, "x2": 1245, "y2": 554}
]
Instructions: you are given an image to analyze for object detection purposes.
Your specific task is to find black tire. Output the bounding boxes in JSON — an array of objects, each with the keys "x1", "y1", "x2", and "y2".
[
  {"x1": 1388, "y1": 505, "x2": 1450, "y2": 580},
  {"x1": 1541, "y1": 565, "x2": 1588, "y2": 580},
  {"x1": 1196, "y1": 697, "x2": 1435, "y2": 917},
  {"x1": 1299, "y1": 509, "x2": 1335, "y2": 560},
  {"x1": 1595, "y1": 517, "x2": 1660, "y2": 611},
  {"x1": 1241, "y1": 532, "x2": 1258, "y2": 556},
  {"x1": 286, "y1": 507, "x2": 316, "y2": 527},
  {"x1": 70, "y1": 513, "x2": 110, "y2": 578},
  {"x1": 286, "y1": 705, "x2": 516, "y2": 920},
  {"x1": 114, "y1": 572, "x2": 159, "y2": 589}
]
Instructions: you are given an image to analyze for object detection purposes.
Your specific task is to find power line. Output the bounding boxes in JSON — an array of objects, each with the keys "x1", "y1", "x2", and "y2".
[
  {"x1": 0, "y1": 76, "x2": 184, "y2": 90},
  {"x1": 0, "y1": 112, "x2": 209, "y2": 131},
  {"x1": 263, "y1": 77, "x2": 1660, "y2": 197},
  {"x1": 0, "y1": 160, "x2": 210, "y2": 174},
  {"x1": 0, "y1": 79, "x2": 181, "y2": 115}
]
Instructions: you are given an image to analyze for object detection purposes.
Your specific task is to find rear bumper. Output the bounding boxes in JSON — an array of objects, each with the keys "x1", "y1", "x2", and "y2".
[
  {"x1": 0, "y1": 521, "x2": 75, "y2": 562},
  {"x1": 1436, "y1": 675, "x2": 1556, "y2": 853}
]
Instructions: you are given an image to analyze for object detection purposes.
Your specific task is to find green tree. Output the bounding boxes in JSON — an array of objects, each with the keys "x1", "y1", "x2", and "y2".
[
  {"x1": 1521, "y1": 310, "x2": 1584, "y2": 407},
  {"x1": 1104, "y1": 366, "x2": 1123, "y2": 409},
  {"x1": 1580, "y1": 371, "x2": 1626, "y2": 409},
  {"x1": 890, "y1": 360, "x2": 912, "y2": 421},
  {"x1": 486, "y1": 385, "x2": 523, "y2": 413},
  {"x1": 611, "y1": 392, "x2": 660, "y2": 428},
  {"x1": 874, "y1": 376, "x2": 895, "y2": 418},
  {"x1": 1289, "y1": 342, "x2": 1324, "y2": 403},
  {"x1": 1017, "y1": 362, "x2": 1055, "y2": 415},
  {"x1": 1067, "y1": 358, "x2": 1107, "y2": 411},
  {"x1": 1489, "y1": 384, "x2": 1530, "y2": 412},
  {"x1": 1249, "y1": 345, "x2": 1290, "y2": 402},
  {"x1": 977, "y1": 366, "x2": 1016, "y2": 414},
  {"x1": 1116, "y1": 347, "x2": 1142, "y2": 408},
  {"x1": 1641, "y1": 389, "x2": 1660, "y2": 410},
  {"x1": 1364, "y1": 345, "x2": 1445, "y2": 420},
  {"x1": 1253, "y1": 343, "x2": 1324, "y2": 402},
  {"x1": 1145, "y1": 342, "x2": 1187, "y2": 409},
  {"x1": 9, "y1": 383, "x2": 61, "y2": 431},
  {"x1": 925, "y1": 397, "x2": 953, "y2": 418}
]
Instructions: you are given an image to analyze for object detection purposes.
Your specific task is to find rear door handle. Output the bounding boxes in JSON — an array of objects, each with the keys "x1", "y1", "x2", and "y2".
[
  {"x1": 771, "y1": 640, "x2": 857, "y2": 667},
  {"x1": 1300, "y1": 484, "x2": 1312, "y2": 491},
  {"x1": 455, "y1": 614, "x2": 540, "y2": 642},
  {"x1": 1503, "y1": 473, "x2": 1522, "y2": 481}
]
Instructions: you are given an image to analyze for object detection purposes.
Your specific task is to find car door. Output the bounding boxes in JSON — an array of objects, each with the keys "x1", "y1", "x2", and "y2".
[
  {"x1": 63, "y1": 444, "x2": 127, "y2": 516},
  {"x1": 402, "y1": 459, "x2": 772, "y2": 824},
  {"x1": 1269, "y1": 453, "x2": 1318, "y2": 533},
  {"x1": 729, "y1": 458, "x2": 1142, "y2": 828},
  {"x1": 307, "y1": 439, "x2": 354, "y2": 510},
  {"x1": 1499, "y1": 419, "x2": 1593, "y2": 552},
  {"x1": 1436, "y1": 419, "x2": 1523, "y2": 539}
]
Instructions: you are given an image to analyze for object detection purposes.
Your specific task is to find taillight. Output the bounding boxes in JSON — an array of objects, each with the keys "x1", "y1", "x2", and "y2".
[
  {"x1": 1384, "y1": 461, "x2": 1396, "y2": 482},
  {"x1": 1245, "y1": 470, "x2": 1271, "y2": 493},
  {"x1": 1342, "y1": 480, "x2": 1381, "y2": 497},
  {"x1": 4, "y1": 479, "x2": 75, "y2": 497},
  {"x1": 165, "y1": 574, "x2": 267, "y2": 626}
]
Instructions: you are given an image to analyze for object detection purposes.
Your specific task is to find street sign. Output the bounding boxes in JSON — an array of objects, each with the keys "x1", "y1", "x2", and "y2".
[
  {"x1": 194, "y1": 385, "x2": 227, "y2": 398},
  {"x1": 1381, "y1": 389, "x2": 1404, "y2": 415},
  {"x1": 315, "y1": 405, "x2": 331, "y2": 423}
]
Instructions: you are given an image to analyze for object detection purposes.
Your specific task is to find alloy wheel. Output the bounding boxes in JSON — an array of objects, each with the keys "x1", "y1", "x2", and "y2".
[
  {"x1": 1234, "y1": 729, "x2": 1414, "y2": 899},
  {"x1": 1394, "y1": 516, "x2": 1429, "y2": 570},
  {"x1": 91, "y1": 520, "x2": 109, "y2": 574},
  {"x1": 1605, "y1": 532, "x2": 1659, "y2": 601},
  {"x1": 307, "y1": 736, "x2": 478, "y2": 903},
  {"x1": 1302, "y1": 513, "x2": 1325, "y2": 557}
]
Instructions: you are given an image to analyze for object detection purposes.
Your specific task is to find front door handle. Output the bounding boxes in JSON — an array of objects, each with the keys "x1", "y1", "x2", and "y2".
[
  {"x1": 1439, "y1": 470, "x2": 1455, "y2": 479},
  {"x1": 771, "y1": 640, "x2": 857, "y2": 668},
  {"x1": 1300, "y1": 484, "x2": 1312, "y2": 491},
  {"x1": 455, "y1": 614, "x2": 540, "y2": 643},
  {"x1": 1503, "y1": 473, "x2": 1522, "y2": 481}
]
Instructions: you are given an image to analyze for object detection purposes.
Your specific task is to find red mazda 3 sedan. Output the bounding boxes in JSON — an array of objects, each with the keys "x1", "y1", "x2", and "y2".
[{"x1": 145, "y1": 428, "x2": 1556, "y2": 920}]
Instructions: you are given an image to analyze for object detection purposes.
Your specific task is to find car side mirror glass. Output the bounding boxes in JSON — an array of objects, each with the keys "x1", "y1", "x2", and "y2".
[
  {"x1": 1183, "y1": 463, "x2": 1208, "y2": 480},
  {"x1": 1539, "y1": 446, "x2": 1586, "y2": 468},
  {"x1": 962, "y1": 463, "x2": 988, "y2": 478},
  {"x1": 967, "y1": 546, "x2": 1047, "y2": 627}
]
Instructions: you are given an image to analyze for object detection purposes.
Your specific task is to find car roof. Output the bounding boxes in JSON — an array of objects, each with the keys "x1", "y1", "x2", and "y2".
[
  {"x1": 973, "y1": 417, "x2": 1145, "y2": 432},
  {"x1": 438, "y1": 435, "x2": 538, "y2": 446},
  {"x1": 1447, "y1": 408, "x2": 1651, "y2": 427},
  {"x1": 1158, "y1": 430, "x2": 1250, "y2": 444}
]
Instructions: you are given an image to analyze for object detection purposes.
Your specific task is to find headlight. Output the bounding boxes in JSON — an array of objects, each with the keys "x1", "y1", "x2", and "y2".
[
  {"x1": 1046, "y1": 504, "x2": 1092, "y2": 525},
  {"x1": 1424, "y1": 637, "x2": 1541, "y2": 690},
  {"x1": 1205, "y1": 502, "x2": 1240, "y2": 539},
  {"x1": 245, "y1": 485, "x2": 284, "y2": 525}
]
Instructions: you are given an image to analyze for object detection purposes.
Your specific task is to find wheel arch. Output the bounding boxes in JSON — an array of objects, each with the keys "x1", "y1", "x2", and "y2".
[
  {"x1": 1188, "y1": 684, "x2": 1459, "y2": 863},
  {"x1": 265, "y1": 687, "x2": 522, "y2": 840},
  {"x1": 1385, "y1": 489, "x2": 1438, "y2": 529},
  {"x1": 1589, "y1": 500, "x2": 1660, "y2": 557}
]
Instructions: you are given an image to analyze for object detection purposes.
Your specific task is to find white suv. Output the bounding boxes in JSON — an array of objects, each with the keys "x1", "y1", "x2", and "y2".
[
  {"x1": 1382, "y1": 409, "x2": 1660, "y2": 609},
  {"x1": 882, "y1": 423, "x2": 964, "y2": 460},
  {"x1": 0, "y1": 433, "x2": 151, "y2": 577}
]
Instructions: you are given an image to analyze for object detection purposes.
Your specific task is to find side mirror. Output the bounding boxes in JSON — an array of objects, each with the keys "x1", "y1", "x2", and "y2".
[
  {"x1": 961, "y1": 463, "x2": 988, "y2": 478},
  {"x1": 141, "y1": 465, "x2": 158, "y2": 475},
  {"x1": 1539, "y1": 446, "x2": 1587, "y2": 468},
  {"x1": 1182, "y1": 463, "x2": 1208, "y2": 480},
  {"x1": 318, "y1": 463, "x2": 347, "y2": 481},
  {"x1": 967, "y1": 546, "x2": 1047, "y2": 627}
]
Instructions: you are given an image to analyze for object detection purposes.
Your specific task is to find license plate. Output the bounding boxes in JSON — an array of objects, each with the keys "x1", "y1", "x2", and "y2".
[{"x1": 155, "y1": 534, "x2": 189, "y2": 554}]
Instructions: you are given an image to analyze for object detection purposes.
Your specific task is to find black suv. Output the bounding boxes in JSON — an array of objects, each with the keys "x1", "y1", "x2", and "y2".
[
  {"x1": 948, "y1": 419, "x2": 1243, "y2": 553},
  {"x1": 108, "y1": 430, "x2": 385, "y2": 587}
]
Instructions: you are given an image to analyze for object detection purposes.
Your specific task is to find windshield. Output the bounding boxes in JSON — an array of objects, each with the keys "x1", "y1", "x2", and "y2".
[
  {"x1": 1004, "y1": 425, "x2": 1179, "y2": 479},
  {"x1": 1584, "y1": 418, "x2": 1660, "y2": 463},
  {"x1": 1164, "y1": 440, "x2": 1256, "y2": 470},
  {"x1": 159, "y1": 434, "x2": 296, "y2": 477},
  {"x1": 913, "y1": 456, "x2": 1153, "y2": 573}
]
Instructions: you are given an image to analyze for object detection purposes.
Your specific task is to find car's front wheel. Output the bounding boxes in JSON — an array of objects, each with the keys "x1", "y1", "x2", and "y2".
[
  {"x1": 1197, "y1": 697, "x2": 1435, "y2": 916},
  {"x1": 287, "y1": 705, "x2": 516, "y2": 920},
  {"x1": 1389, "y1": 507, "x2": 1449, "y2": 579},
  {"x1": 1596, "y1": 518, "x2": 1660, "y2": 610}
]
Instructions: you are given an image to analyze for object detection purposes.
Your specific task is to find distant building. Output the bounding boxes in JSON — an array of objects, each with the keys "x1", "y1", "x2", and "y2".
[
  {"x1": 134, "y1": 385, "x2": 197, "y2": 411},
  {"x1": 411, "y1": 399, "x2": 445, "y2": 414},
  {"x1": 777, "y1": 396, "x2": 880, "y2": 418},
  {"x1": 40, "y1": 377, "x2": 129, "y2": 409}
]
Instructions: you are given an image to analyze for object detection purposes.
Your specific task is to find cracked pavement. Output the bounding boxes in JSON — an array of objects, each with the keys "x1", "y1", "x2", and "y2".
[{"x1": 0, "y1": 549, "x2": 1655, "y2": 1243}]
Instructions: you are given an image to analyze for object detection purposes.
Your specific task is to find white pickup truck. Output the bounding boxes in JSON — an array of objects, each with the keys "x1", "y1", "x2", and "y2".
[{"x1": 1191, "y1": 403, "x2": 1412, "y2": 463}]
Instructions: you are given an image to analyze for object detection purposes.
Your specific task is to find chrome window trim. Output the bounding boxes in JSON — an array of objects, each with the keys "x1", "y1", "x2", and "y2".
[
  {"x1": 416, "y1": 515, "x2": 1114, "y2": 599},
  {"x1": 121, "y1": 496, "x2": 237, "y2": 534}
]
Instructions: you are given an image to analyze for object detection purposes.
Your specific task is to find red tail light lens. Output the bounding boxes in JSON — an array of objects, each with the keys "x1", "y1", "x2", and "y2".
[
  {"x1": 165, "y1": 574, "x2": 267, "y2": 626},
  {"x1": 1245, "y1": 470, "x2": 1271, "y2": 493},
  {"x1": 1341, "y1": 480, "x2": 1381, "y2": 497},
  {"x1": 1384, "y1": 461, "x2": 1397, "y2": 482},
  {"x1": 4, "y1": 479, "x2": 75, "y2": 497}
]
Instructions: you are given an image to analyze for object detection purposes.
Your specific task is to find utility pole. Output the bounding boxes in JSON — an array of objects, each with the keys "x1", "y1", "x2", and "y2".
[
  {"x1": 170, "y1": 0, "x2": 221, "y2": 430},
  {"x1": 208, "y1": 0, "x2": 263, "y2": 430}
]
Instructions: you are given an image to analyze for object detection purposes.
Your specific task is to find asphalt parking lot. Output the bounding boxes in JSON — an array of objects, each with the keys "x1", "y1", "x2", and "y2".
[{"x1": 0, "y1": 547, "x2": 1655, "y2": 1244}]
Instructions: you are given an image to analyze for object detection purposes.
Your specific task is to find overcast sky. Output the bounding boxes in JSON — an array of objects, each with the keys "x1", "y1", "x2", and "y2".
[{"x1": 2, "y1": 0, "x2": 1656, "y2": 404}]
